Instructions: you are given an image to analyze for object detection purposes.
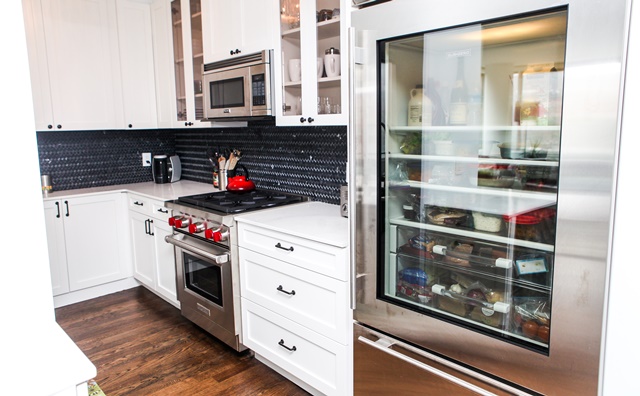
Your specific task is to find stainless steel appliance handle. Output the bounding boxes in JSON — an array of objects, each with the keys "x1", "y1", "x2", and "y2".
[
  {"x1": 357, "y1": 335, "x2": 530, "y2": 396},
  {"x1": 164, "y1": 234, "x2": 229, "y2": 264}
]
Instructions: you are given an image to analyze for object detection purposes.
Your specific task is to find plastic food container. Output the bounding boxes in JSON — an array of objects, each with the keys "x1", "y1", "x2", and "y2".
[
  {"x1": 472, "y1": 211, "x2": 503, "y2": 233},
  {"x1": 503, "y1": 213, "x2": 542, "y2": 242}
]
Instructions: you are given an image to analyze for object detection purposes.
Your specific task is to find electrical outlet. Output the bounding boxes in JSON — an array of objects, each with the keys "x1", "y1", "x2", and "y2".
[{"x1": 142, "y1": 152, "x2": 152, "y2": 167}]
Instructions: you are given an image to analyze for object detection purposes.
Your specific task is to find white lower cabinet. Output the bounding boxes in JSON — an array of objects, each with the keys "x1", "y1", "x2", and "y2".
[
  {"x1": 128, "y1": 193, "x2": 179, "y2": 307},
  {"x1": 43, "y1": 193, "x2": 131, "y2": 296},
  {"x1": 238, "y1": 219, "x2": 351, "y2": 396}
]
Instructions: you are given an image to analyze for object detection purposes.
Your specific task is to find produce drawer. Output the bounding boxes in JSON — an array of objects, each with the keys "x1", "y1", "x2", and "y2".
[
  {"x1": 237, "y1": 223, "x2": 348, "y2": 281},
  {"x1": 241, "y1": 298, "x2": 348, "y2": 396},
  {"x1": 239, "y1": 247, "x2": 350, "y2": 344}
]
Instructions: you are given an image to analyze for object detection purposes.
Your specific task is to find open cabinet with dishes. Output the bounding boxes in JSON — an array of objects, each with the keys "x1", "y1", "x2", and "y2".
[
  {"x1": 382, "y1": 10, "x2": 565, "y2": 352},
  {"x1": 276, "y1": 0, "x2": 349, "y2": 126}
]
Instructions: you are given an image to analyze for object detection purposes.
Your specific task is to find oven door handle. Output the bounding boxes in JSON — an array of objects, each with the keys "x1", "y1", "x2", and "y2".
[{"x1": 164, "y1": 234, "x2": 229, "y2": 264}]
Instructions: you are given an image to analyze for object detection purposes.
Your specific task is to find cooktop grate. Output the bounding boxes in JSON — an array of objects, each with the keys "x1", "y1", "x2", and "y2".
[{"x1": 176, "y1": 190, "x2": 306, "y2": 214}]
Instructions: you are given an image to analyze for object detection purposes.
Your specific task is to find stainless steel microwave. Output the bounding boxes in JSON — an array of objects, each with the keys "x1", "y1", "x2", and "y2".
[{"x1": 202, "y1": 50, "x2": 274, "y2": 121}]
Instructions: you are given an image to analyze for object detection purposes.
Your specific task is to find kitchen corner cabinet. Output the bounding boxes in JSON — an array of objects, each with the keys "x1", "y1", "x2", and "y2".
[
  {"x1": 275, "y1": 0, "x2": 350, "y2": 126},
  {"x1": 237, "y1": 203, "x2": 351, "y2": 396},
  {"x1": 43, "y1": 193, "x2": 131, "y2": 296},
  {"x1": 202, "y1": 0, "x2": 278, "y2": 64},
  {"x1": 127, "y1": 193, "x2": 179, "y2": 307}
]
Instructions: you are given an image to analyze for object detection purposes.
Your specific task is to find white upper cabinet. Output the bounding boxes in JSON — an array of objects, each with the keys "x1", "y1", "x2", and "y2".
[
  {"x1": 202, "y1": 0, "x2": 278, "y2": 64},
  {"x1": 23, "y1": 0, "x2": 124, "y2": 131},
  {"x1": 23, "y1": 0, "x2": 160, "y2": 130},
  {"x1": 275, "y1": 0, "x2": 349, "y2": 126},
  {"x1": 116, "y1": 0, "x2": 159, "y2": 129}
]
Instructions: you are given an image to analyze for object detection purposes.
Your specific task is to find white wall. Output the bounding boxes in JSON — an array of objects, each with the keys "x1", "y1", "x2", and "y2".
[{"x1": 602, "y1": 1, "x2": 640, "y2": 394}]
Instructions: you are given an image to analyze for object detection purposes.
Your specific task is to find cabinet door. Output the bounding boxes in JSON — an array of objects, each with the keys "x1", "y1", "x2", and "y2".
[
  {"x1": 205, "y1": 1, "x2": 242, "y2": 62},
  {"x1": 153, "y1": 219, "x2": 179, "y2": 306},
  {"x1": 116, "y1": 0, "x2": 158, "y2": 129},
  {"x1": 129, "y1": 210, "x2": 156, "y2": 288},
  {"x1": 276, "y1": 0, "x2": 348, "y2": 126},
  {"x1": 40, "y1": 0, "x2": 124, "y2": 130},
  {"x1": 204, "y1": 0, "x2": 277, "y2": 63},
  {"x1": 43, "y1": 200, "x2": 69, "y2": 296},
  {"x1": 63, "y1": 194, "x2": 130, "y2": 291}
]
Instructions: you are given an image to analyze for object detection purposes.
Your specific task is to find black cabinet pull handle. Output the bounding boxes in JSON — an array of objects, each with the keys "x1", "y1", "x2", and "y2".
[
  {"x1": 184, "y1": 121, "x2": 193, "y2": 126},
  {"x1": 57, "y1": 124, "x2": 62, "y2": 129},
  {"x1": 230, "y1": 49, "x2": 234, "y2": 55},
  {"x1": 55, "y1": 202, "x2": 60, "y2": 218},
  {"x1": 299, "y1": 117, "x2": 306, "y2": 123},
  {"x1": 64, "y1": 200, "x2": 69, "y2": 217},
  {"x1": 276, "y1": 285, "x2": 296, "y2": 296},
  {"x1": 128, "y1": 124, "x2": 133, "y2": 128},
  {"x1": 278, "y1": 339, "x2": 297, "y2": 352},
  {"x1": 47, "y1": 124, "x2": 53, "y2": 129},
  {"x1": 275, "y1": 242, "x2": 294, "y2": 252},
  {"x1": 148, "y1": 219, "x2": 154, "y2": 236},
  {"x1": 307, "y1": 117, "x2": 314, "y2": 123},
  {"x1": 134, "y1": 201, "x2": 144, "y2": 206},
  {"x1": 157, "y1": 208, "x2": 168, "y2": 214}
]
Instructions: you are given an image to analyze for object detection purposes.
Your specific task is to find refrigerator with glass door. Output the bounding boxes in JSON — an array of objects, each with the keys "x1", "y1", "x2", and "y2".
[{"x1": 349, "y1": 0, "x2": 631, "y2": 394}]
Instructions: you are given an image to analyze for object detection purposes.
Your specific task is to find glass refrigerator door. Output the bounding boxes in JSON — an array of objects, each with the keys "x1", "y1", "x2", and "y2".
[{"x1": 381, "y1": 9, "x2": 566, "y2": 352}]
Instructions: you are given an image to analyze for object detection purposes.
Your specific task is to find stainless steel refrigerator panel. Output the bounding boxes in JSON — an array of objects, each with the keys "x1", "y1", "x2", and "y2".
[{"x1": 351, "y1": 1, "x2": 631, "y2": 394}]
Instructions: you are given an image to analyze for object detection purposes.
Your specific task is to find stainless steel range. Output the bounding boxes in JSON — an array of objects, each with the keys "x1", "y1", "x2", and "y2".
[{"x1": 165, "y1": 190, "x2": 307, "y2": 351}]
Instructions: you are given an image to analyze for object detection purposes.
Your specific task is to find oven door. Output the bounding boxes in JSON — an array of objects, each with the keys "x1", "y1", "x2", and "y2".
[
  {"x1": 166, "y1": 234, "x2": 238, "y2": 346},
  {"x1": 203, "y1": 66, "x2": 251, "y2": 119}
]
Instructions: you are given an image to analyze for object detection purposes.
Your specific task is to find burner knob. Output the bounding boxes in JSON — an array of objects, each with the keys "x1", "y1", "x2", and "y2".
[
  {"x1": 175, "y1": 217, "x2": 191, "y2": 228},
  {"x1": 189, "y1": 222, "x2": 206, "y2": 234},
  {"x1": 168, "y1": 215, "x2": 182, "y2": 226},
  {"x1": 204, "y1": 228, "x2": 215, "y2": 240}
]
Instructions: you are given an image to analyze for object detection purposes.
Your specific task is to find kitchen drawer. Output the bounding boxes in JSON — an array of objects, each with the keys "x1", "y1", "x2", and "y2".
[
  {"x1": 240, "y1": 248, "x2": 349, "y2": 344},
  {"x1": 128, "y1": 194, "x2": 151, "y2": 215},
  {"x1": 241, "y1": 298, "x2": 348, "y2": 396},
  {"x1": 237, "y1": 223, "x2": 348, "y2": 281},
  {"x1": 128, "y1": 193, "x2": 171, "y2": 220}
]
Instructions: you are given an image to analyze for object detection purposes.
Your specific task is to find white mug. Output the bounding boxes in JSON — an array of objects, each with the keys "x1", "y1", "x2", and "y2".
[
  {"x1": 324, "y1": 54, "x2": 340, "y2": 77},
  {"x1": 288, "y1": 59, "x2": 301, "y2": 82},
  {"x1": 317, "y1": 58, "x2": 323, "y2": 78}
]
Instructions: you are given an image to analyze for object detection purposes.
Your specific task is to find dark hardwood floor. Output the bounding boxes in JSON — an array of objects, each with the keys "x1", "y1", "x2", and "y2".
[{"x1": 55, "y1": 286, "x2": 310, "y2": 396}]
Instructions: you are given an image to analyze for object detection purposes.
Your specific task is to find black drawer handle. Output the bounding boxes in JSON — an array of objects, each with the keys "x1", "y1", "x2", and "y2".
[
  {"x1": 134, "y1": 201, "x2": 144, "y2": 206},
  {"x1": 157, "y1": 208, "x2": 168, "y2": 214},
  {"x1": 276, "y1": 285, "x2": 296, "y2": 296},
  {"x1": 55, "y1": 202, "x2": 60, "y2": 218},
  {"x1": 278, "y1": 339, "x2": 297, "y2": 352},
  {"x1": 275, "y1": 243, "x2": 294, "y2": 252},
  {"x1": 64, "y1": 200, "x2": 70, "y2": 217}
]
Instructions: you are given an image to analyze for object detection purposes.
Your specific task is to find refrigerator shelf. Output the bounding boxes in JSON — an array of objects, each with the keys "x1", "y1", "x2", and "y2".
[
  {"x1": 395, "y1": 245, "x2": 553, "y2": 294},
  {"x1": 388, "y1": 153, "x2": 559, "y2": 168},
  {"x1": 388, "y1": 125, "x2": 562, "y2": 134},
  {"x1": 391, "y1": 217, "x2": 555, "y2": 252}
]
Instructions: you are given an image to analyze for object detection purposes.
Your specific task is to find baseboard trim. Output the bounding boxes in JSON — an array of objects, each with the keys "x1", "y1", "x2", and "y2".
[{"x1": 53, "y1": 278, "x2": 140, "y2": 308}]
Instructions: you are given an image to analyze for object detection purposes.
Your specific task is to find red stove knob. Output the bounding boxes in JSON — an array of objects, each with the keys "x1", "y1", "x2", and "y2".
[
  {"x1": 189, "y1": 222, "x2": 206, "y2": 233},
  {"x1": 175, "y1": 217, "x2": 191, "y2": 228},
  {"x1": 204, "y1": 228, "x2": 222, "y2": 241},
  {"x1": 168, "y1": 216, "x2": 180, "y2": 226}
]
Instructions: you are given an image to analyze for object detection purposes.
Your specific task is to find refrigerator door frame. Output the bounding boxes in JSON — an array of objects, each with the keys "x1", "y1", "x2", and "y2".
[{"x1": 351, "y1": 1, "x2": 631, "y2": 394}]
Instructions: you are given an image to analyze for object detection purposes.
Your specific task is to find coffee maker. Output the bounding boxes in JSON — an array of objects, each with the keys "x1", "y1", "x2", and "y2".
[{"x1": 152, "y1": 155, "x2": 181, "y2": 184}]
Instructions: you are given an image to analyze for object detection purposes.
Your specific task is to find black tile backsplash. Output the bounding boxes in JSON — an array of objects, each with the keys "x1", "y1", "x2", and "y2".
[{"x1": 36, "y1": 126, "x2": 347, "y2": 204}]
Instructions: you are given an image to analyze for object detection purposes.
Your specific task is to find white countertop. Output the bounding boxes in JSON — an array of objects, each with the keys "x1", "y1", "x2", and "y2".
[
  {"x1": 2, "y1": 322, "x2": 96, "y2": 395},
  {"x1": 236, "y1": 201, "x2": 349, "y2": 248},
  {"x1": 42, "y1": 180, "x2": 216, "y2": 202}
]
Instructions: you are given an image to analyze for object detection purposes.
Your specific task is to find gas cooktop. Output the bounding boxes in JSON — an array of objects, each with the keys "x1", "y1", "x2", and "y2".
[{"x1": 175, "y1": 190, "x2": 307, "y2": 214}]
